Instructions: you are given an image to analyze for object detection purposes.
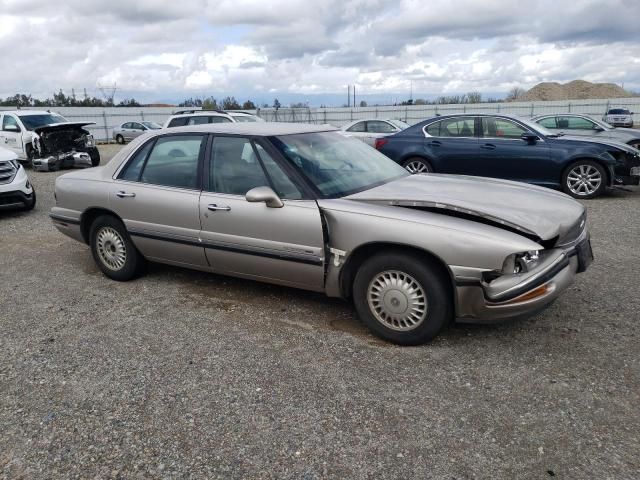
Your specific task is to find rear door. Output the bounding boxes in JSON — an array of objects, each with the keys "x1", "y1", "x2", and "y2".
[
  {"x1": 423, "y1": 116, "x2": 479, "y2": 173},
  {"x1": 108, "y1": 134, "x2": 208, "y2": 267},
  {"x1": 199, "y1": 135, "x2": 325, "y2": 291},
  {"x1": 477, "y1": 117, "x2": 551, "y2": 184}
]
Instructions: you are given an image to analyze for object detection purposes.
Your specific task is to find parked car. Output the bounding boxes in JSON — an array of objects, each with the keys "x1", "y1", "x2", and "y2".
[
  {"x1": 603, "y1": 108, "x2": 634, "y2": 128},
  {"x1": 0, "y1": 147, "x2": 35, "y2": 211},
  {"x1": 375, "y1": 114, "x2": 640, "y2": 199},
  {"x1": 341, "y1": 119, "x2": 410, "y2": 146},
  {"x1": 113, "y1": 121, "x2": 162, "y2": 144},
  {"x1": 51, "y1": 123, "x2": 592, "y2": 345},
  {"x1": 0, "y1": 110, "x2": 100, "y2": 170},
  {"x1": 531, "y1": 113, "x2": 640, "y2": 149}
]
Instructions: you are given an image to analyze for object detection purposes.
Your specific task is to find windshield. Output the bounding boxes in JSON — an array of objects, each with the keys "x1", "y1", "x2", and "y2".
[
  {"x1": 388, "y1": 119, "x2": 410, "y2": 129},
  {"x1": 18, "y1": 113, "x2": 67, "y2": 131},
  {"x1": 141, "y1": 121, "x2": 161, "y2": 129},
  {"x1": 232, "y1": 115, "x2": 258, "y2": 122},
  {"x1": 272, "y1": 132, "x2": 409, "y2": 198},
  {"x1": 609, "y1": 109, "x2": 630, "y2": 115}
]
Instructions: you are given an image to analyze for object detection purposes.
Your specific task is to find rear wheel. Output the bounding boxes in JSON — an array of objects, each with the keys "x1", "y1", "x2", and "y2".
[
  {"x1": 115, "y1": 134, "x2": 124, "y2": 145},
  {"x1": 352, "y1": 252, "x2": 452, "y2": 345},
  {"x1": 89, "y1": 215, "x2": 145, "y2": 281},
  {"x1": 403, "y1": 157, "x2": 433, "y2": 174},
  {"x1": 562, "y1": 160, "x2": 607, "y2": 199}
]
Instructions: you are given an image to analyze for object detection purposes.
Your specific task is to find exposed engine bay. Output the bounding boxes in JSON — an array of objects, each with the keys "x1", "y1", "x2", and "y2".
[{"x1": 31, "y1": 122, "x2": 100, "y2": 172}]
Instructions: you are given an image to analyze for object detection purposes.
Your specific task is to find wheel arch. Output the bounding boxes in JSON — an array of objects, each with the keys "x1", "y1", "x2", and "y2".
[
  {"x1": 338, "y1": 242, "x2": 457, "y2": 313},
  {"x1": 562, "y1": 157, "x2": 613, "y2": 187},
  {"x1": 80, "y1": 207, "x2": 124, "y2": 244}
]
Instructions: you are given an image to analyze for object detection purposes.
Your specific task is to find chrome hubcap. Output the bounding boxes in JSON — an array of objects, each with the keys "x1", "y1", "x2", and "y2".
[
  {"x1": 405, "y1": 161, "x2": 430, "y2": 174},
  {"x1": 367, "y1": 270, "x2": 427, "y2": 331},
  {"x1": 567, "y1": 165, "x2": 601, "y2": 196},
  {"x1": 96, "y1": 227, "x2": 126, "y2": 270}
]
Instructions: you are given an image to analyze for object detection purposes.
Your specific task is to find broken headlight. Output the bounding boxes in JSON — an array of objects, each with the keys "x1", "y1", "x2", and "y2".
[
  {"x1": 502, "y1": 250, "x2": 541, "y2": 274},
  {"x1": 85, "y1": 135, "x2": 95, "y2": 148}
]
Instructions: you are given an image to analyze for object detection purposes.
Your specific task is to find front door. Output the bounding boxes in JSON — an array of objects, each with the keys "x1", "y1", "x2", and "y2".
[
  {"x1": 477, "y1": 117, "x2": 551, "y2": 185},
  {"x1": 108, "y1": 134, "x2": 208, "y2": 267},
  {"x1": 199, "y1": 136, "x2": 325, "y2": 291},
  {"x1": 0, "y1": 114, "x2": 25, "y2": 158}
]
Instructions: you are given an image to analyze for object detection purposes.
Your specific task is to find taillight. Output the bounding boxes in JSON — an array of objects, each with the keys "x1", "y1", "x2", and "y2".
[{"x1": 374, "y1": 138, "x2": 388, "y2": 150}]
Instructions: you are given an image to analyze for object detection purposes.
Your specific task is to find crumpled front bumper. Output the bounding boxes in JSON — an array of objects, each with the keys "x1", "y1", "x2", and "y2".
[
  {"x1": 32, "y1": 152, "x2": 92, "y2": 172},
  {"x1": 454, "y1": 232, "x2": 592, "y2": 323}
]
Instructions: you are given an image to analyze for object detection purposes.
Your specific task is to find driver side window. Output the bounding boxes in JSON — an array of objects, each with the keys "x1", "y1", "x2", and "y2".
[{"x1": 2, "y1": 115, "x2": 20, "y2": 131}]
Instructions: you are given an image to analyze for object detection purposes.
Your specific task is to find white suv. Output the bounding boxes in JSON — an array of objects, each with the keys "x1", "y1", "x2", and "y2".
[
  {"x1": 163, "y1": 110, "x2": 263, "y2": 128},
  {"x1": 0, "y1": 147, "x2": 35, "y2": 211},
  {"x1": 603, "y1": 108, "x2": 634, "y2": 128}
]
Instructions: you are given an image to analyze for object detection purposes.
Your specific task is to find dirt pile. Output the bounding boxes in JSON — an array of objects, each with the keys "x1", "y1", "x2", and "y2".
[{"x1": 521, "y1": 80, "x2": 635, "y2": 101}]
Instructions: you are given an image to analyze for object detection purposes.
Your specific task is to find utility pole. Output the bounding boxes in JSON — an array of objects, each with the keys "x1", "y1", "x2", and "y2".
[
  {"x1": 347, "y1": 85, "x2": 350, "y2": 107},
  {"x1": 353, "y1": 85, "x2": 356, "y2": 107}
]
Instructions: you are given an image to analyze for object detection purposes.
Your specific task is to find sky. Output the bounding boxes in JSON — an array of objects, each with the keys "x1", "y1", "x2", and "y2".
[{"x1": 1, "y1": 0, "x2": 639, "y2": 105}]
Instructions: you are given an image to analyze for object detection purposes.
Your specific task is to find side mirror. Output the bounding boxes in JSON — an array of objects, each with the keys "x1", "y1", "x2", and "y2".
[
  {"x1": 3, "y1": 124, "x2": 20, "y2": 133},
  {"x1": 594, "y1": 126, "x2": 605, "y2": 132},
  {"x1": 245, "y1": 186, "x2": 284, "y2": 208},
  {"x1": 521, "y1": 132, "x2": 539, "y2": 143}
]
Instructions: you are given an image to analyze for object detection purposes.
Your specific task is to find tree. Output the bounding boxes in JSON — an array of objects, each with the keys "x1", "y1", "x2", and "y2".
[
  {"x1": 466, "y1": 91, "x2": 482, "y2": 103},
  {"x1": 414, "y1": 98, "x2": 427, "y2": 105},
  {"x1": 118, "y1": 98, "x2": 141, "y2": 107},
  {"x1": 506, "y1": 87, "x2": 526, "y2": 101},
  {"x1": 290, "y1": 102, "x2": 307, "y2": 108},
  {"x1": 359, "y1": 100, "x2": 368, "y2": 107},
  {"x1": 202, "y1": 97, "x2": 218, "y2": 109},
  {"x1": 242, "y1": 100, "x2": 256, "y2": 109},
  {"x1": 273, "y1": 98, "x2": 281, "y2": 109},
  {"x1": 222, "y1": 96, "x2": 241, "y2": 110}
]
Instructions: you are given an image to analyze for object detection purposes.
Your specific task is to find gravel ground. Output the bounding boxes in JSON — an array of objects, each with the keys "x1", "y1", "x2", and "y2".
[{"x1": 1, "y1": 145, "x2": 639, "y2": 479}]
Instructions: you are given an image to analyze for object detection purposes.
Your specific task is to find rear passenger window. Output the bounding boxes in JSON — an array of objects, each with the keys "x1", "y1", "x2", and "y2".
[
  {"x1": 138, "y1": 135, "x2": 204, "y2": 189},
  {"x1": 210, "y1": 116, "x2": 232, "y2": 123},
  {"x1": 425, "y1": 121, "x2": 440, "y2": 136},
  {"x1": 167, "y1": 117, "x2": 189, "y2": 127},
  {"x1": 439, "y1": 118, "x2": 475, "y2": 137},
  {"x1": 187, "y1": 116, "x2": 209, "y2": 125},
  {"x1": 119, "y1": 141, "x2": 153, "y2": 181},
  {"x1": 347, "y1": 121, "x2": 366, "y2": 132},
  {"x1": 538, "y1": 117, "x2": 557, "y2": 129}
]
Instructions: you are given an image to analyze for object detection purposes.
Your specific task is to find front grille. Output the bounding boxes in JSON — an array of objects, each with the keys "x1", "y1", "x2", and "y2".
[
  {"x1": 0, "y1": 194, "x2": 23, "y2": 206},
  {"x1": 0, "y1": 161, "x2": 17, "y2": 184}
]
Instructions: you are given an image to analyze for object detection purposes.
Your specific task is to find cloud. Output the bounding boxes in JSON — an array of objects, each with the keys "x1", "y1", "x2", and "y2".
[{"x1": 0, "y1": 0, "x2": 638, "y2": 103}]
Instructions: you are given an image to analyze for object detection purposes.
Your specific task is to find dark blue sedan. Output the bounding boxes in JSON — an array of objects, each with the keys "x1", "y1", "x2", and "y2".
[{"x1": 374, "y1": 114, "x2": 640, "y2": 199}]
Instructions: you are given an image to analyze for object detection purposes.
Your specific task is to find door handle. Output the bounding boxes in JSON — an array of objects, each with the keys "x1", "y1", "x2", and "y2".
[
  {"x1": 116, "y1": 191, "x2": 136, "y2": 198},
  {"x1": 428, "y1": 140, "x2": 442, "y2": 147},
  {"x1": 480, "y1": 143, "x2": 496, "y2": 150},
  {"x1": 208, "y1": 203, "x2": 231, "y2": 212}
]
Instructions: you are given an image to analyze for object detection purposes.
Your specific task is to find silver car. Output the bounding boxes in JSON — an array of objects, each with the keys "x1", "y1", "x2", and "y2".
[
  {"x1": 50, "y1": 123, "x2": 593, "y2": 345},
  {"x1": 602, "y1": 108, "x2": 634, "y2": 128},
  {"x1": 531, "y1": 113, "x2": 640, "y2": 149},
  {"x1": 341, "y1": 119, "x2": 409, "y2": 146},
  {"x1": 113, "y1": 121, "x2": 162, "y2": 144}
]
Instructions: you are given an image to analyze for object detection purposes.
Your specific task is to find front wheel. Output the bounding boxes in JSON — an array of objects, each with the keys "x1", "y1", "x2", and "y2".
[
  {"x1": 403, "y1": 157, "x2": 433, "y2": 174},
  {"x1": 352, "y1": 252, "x2": 452, "y2": 345},
  {"x1": 115, "y1": 134, "x2": 124, "y2": 145},
  {"x1": 88, "y1": 148, "x2": 100, "y2": 167},
  {"x1": 562, "y1": 160, "x2": 607, "y2": 199},
  {"x1": 90, "y1": 215, "x2": 145, "y2": 281}
]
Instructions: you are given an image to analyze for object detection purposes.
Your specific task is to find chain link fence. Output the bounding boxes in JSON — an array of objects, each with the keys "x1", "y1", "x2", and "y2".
[{"x1": 2, "y1": 97, "x2": 639, "y2": 142}]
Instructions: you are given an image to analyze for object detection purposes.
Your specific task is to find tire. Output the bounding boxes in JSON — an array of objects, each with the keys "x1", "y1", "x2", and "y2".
[
  {"x1": 22, "y1": 189, "x2": 36, "y2": 211},
  {"x1": 561, "y1": 160, "x2": 607, "y2": 199},
  {"x1": 352, "y1": 252, "x2": 452, "y2": 345},
  {"x1": 89, "y1": 148, "x2": 101, "y2": 167},
  {"x1": 402, "y1": 157, "x2": 433, "y2": 174},
  {"x1": 628, "y1": 140, "x2": 640, "y2": 150},
  {"x1": 26, "y1": 144, "x2": 35, "y2": 169},
  {"x1": 89, "y1": 215, "x2": 145, "y2": 281},
  {"x1": 115, "y1": 134, "x2": 124, "y2": 145}
]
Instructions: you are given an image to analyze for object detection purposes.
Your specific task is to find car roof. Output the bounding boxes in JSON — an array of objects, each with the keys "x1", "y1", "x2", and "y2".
[
  {"x1": 1, "y1": 110, "x2": 60, "y2": 116},
  {"x1": 159, "y1": 122, "x2": 337, "y2": 136},
  {"x1": 531, "y1": 113, "x2": 596, "y2": 119},
  {"x1": 170, "y1": 111, "x2": 232, "y2": 118}
]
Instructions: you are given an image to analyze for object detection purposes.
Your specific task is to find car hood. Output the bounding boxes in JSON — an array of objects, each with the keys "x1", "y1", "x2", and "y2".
[
  {"x1": 345, "y1": 174, "x2": 585, "y2": 242},
  {"x1": 554, "y1": 135, "x2": 639, "y2": 153},
  {"x1": 33, "y1": 122, "x2": 95, "y2": 135}
]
